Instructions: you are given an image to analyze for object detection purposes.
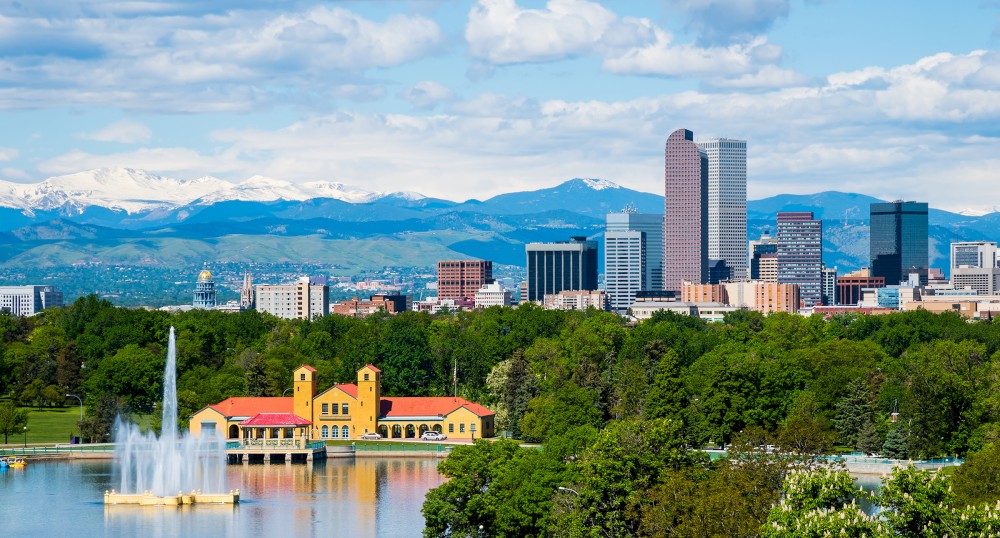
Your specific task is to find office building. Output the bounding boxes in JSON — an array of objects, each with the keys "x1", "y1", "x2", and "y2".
[
  {"x1": 193, "y1": 269, "x2": 217, "y2": 309},
  {"x1": 663, "y1": 128, "x2": 708, "y2": 293},
  {"x1": 698, "y1": 138, "x2": 747, "y2": 280},
  {"x1": 708, "y1": 259, "x2": 731, "y2": 284},
  {"x1": 256, "y1": 277, "x2": 330, "y2": 320},
  {"x1": 870, "y1": 201, "x2": 929, "y2": 286},
  {"x1": 777, "y1": 212, "x2": 823, "y2": 308},
  {"x1": 605, "y1": 229, "x2": 645, "y2": 313},
  {"x1": 836, "y1": 268, "x2": 886, "y2": 306},
  {"x1": 0, "y1": 285, "x2": 63, "y2": 316},
  {"x1": 822, "y1": 266, "x2": 837, "y2": 306},
  {"x1": 525, "y1": 237, "x2": 598, "y2": 302},
  {"x1": 543, "y1": 290, "x2": 608, "y2": 311},
  {"x1": 331, "y1": 295, "x2": 410, "y2": 317},
  {"x1": 606, "y1": 211, "x2": 663, "y2": 291},
  {"x1": 474, "y1": 281, "x2": 513, "y2": 308},
  {"x1": 749, "y1": 231, "x2": 778, "y2": 280},
  {"x1": 758, "y1": 253, "x2": 778, "y2": 283},
  {"x1": 437, "y1": 260, "x2": 492, "y2": 301},
  {"x1": 950, "y1": 242, "x2": 1000, "y2": 296}
]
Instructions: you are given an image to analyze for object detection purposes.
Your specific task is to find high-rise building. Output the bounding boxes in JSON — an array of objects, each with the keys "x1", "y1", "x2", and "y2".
[
  {"x1": 836, "y1": 268, "x2": 885, "y2": 306},
  {"x1": 777, "y1": 212, "x2": 823, "y2": 308},
  {"x1": 822, "y1": 265, "x2": 837, "y2": 306},
  {"x1": 0, "y1": 285, "x2": 63, "y2": 316},
  {"x1": 605, "y1": 230, "x2": 645, "y2": 314},
  {"x1": 525, "y1": 236, "x2": 598, "y2": 302},
  {"x1": 698, "y1": 138, "x2": 747, "y2": 280},
  {"x1": 749, "y1": 231, "x2": 778, "y2": 280},
  {"x1": 951, "y1": 241, "x2": 1000, "y2": 295},
  {"x1": 663, "y1": 128, "x2": 708, "y2": 292},
  {"x1": 707, "y1": 259, "x2": 731, "y2": 284},
  {"x1": 474, "y1": 281, "x2": 513, "y2": 308},
  {"x1": 193, "y1": 269, "x2": 217, "y2": 309},
  {"x1": 437, "y1": 260, "x2": 492, "y2": 301},
  {"x1": 256, "y1": 277, "x2": 330, "y2": 320},
  {"x1": 606, "y1": 211, "x2": 663, "y2": 291},
  {"x1": 870, "y1": 201, "x2": 929, "y2": 286},
  {"x1": 758, "y1": 253, "x2": 778, "y2": 283}
]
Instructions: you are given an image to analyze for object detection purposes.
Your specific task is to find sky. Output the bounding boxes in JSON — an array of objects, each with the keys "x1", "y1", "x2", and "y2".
[{"x1": 1, "y1": 0, "x2": 999, "y2": 212}]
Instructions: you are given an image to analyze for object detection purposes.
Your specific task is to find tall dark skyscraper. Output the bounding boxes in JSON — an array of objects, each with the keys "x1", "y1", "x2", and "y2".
[
  {"x1": 776, "y1": 212, "x2": 823, "y2": 308},
  {"x1": 663, "y1": 128, "x2": 708, "y2": 293},
  {"x1": 525, "y1": 236, "x2": 598, "y2": 302},
  {"x1": 869, "y1": 201, "x2": 929, "y2": 286}
]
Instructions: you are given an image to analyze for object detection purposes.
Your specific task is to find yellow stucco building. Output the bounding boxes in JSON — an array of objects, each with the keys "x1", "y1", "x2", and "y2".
[{"x1": 190, "y1": 364, "x2": 495, "y2": 441}]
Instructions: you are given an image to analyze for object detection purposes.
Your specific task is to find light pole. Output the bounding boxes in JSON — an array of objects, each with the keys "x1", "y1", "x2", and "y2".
[
  {"x1": 23, "y1": 426, "x2": 27, "y2": 449},
  {"x1": 282, "y1": 388, "x2": 293, "y2": 396},
  {"x1": 66, "y1": 393, "x2": 83, "y2": 421}
]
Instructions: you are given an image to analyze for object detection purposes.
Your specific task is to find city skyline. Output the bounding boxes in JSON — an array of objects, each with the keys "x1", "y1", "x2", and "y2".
[{"x1": 0, "y1": 2, "x2": 999, "y2": 212}]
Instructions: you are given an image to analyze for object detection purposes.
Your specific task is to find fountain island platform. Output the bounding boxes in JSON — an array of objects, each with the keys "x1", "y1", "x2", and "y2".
[{"x1": 104, "y1": 489, "x2": 239, "y2": 505}]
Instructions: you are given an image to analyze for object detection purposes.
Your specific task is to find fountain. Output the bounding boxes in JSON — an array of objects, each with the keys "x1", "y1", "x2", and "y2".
[{"x1": 104, "y1": 327, "x2": 239, "y2": 505}]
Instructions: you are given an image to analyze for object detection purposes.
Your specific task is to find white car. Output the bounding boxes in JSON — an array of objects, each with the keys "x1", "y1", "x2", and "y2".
[
  {"x1": 421, "y1": 431, "x2": 447, "y2": 441},
  {"x1": 360, "y1": 432, "x2": 382, "y2": 440}
]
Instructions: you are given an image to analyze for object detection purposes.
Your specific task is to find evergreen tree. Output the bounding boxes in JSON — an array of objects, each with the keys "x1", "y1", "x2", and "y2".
[
  {"x1": 833, "y1": 378, "x2": 876, "y2": 449},
  {"x1": 883, "y1": 422, "x2": 909, "y2": 459}
]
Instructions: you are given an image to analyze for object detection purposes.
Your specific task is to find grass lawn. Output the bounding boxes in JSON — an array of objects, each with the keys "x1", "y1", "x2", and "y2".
[{"x1": 2, "y1": 406, "x2": 157, "y2": 446}]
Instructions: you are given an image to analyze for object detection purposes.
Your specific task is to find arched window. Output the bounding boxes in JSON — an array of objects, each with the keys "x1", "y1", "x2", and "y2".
[
  {"x1": 342, "y1": 425, "x2": 350, "y2": 439},
  {"x1": 331, "y1": 425, "x2": 339, "y2": 438},
  {"x1": 321, "y1": 425, "x2": 329, "y2": 438}
]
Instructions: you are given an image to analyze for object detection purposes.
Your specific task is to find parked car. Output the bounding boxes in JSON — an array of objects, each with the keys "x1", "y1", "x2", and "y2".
[
  {"x1": 421, "y1": 431, "x2": 447, "y2": 441},
  {"x1": 360, "y1": 432, "x2": 382, "y2": 440}
]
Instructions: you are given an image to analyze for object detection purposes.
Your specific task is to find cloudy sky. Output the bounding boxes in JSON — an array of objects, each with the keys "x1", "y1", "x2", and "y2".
[{"x1": 1, "y1": 0, "x2": 999, "y2": 211}]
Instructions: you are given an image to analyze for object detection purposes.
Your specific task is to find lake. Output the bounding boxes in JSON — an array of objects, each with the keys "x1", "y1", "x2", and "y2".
[{"x1": 0, "y1": 457, "x2": 446, "y2": 538}]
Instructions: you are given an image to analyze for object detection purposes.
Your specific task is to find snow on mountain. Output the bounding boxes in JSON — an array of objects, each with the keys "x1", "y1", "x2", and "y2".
[
  {"x1": 581, "y1": 178, "x2": 621, "y2": 190},
  {"x1": 957, "y1": 208, "x2": 993, "y2": 217},
  {"x1": 0, "y1": 168, "x2": 427, "y2": 213}
]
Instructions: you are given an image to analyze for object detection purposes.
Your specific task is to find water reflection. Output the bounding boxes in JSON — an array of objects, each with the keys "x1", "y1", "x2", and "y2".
[{"x1": 1, "y1": 458, "x2": 446, "y2": 537}]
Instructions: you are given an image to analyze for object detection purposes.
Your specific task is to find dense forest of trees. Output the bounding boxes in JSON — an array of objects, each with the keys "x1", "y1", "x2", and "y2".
[
  {"x1": 6, "y1": 296, "x2": 1000, "y2": 535},
  {"x1": 2, "y1": 296, "x2": 1000, "y2": 455}
]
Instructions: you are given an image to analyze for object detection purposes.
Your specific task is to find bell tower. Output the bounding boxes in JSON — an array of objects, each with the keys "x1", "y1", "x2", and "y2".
[
  {"x1": 293, "y1": 365, "x2": 317, "y2": 428},
  {"x1": 357, "y1": 364, "x2": 381, "y2": 435}
]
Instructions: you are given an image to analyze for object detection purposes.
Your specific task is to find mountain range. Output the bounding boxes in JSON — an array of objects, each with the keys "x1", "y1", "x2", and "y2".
[{"x1": 1, "y1": 168, "x2": 998, "y2": 274}]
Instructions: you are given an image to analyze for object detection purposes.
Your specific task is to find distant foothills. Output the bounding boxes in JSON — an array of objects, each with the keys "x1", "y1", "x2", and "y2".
[{"x1": 2, "y1": 167, "x2": 1000, "y2": 273}]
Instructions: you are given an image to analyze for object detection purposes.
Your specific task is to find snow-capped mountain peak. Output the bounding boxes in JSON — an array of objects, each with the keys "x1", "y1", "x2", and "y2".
[{"x1": 581, "y1": 178, "x2": 621, "y2": 190}]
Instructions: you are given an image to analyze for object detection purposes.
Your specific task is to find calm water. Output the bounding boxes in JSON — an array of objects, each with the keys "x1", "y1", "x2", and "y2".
[{"x1": 0, "y1": 457, "x2": 446, "y2": 538}]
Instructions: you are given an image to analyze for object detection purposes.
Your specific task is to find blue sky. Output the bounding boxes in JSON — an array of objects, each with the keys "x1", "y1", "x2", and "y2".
[{"x1": 1, "y1": 0, "x2": 999, "y2": 211}]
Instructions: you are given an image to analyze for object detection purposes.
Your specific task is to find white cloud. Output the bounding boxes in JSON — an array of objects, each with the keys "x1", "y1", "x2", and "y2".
[
  {"x1": 666, "y1": 0, "x2": 790, "y2": 45},
  {"x1": 465, "y1": 0, "x2": 617, "y2": 64},
  {"x1": 81, "y1": 120, "x2": 152, "y2": 144},
  {"x1": 603, "y1": 32, "x2": 784, "y2": 78},
  {"x1": 0, "y1": 147, "x2": 18, "y2": 161},
  {"x1": 400, "y1": 81, "x2": 455, "y2": 109}
]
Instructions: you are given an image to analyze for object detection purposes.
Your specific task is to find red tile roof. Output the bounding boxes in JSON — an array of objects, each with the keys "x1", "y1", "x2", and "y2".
[
  {"x1": 297, "y1": 364, "x2": 317, "y2": 372},
  {"x1": 363, "y1": 364, "x2": 381, "y2": 373},
  {"x1": 380, "y1": 397, "x2": 494, "y2": 418},
  {"x1": 239, "y1": 413, "x2": 311, "y2": 427},
  {"x1": 209, "y1": 397, "x2": 292, "y2": 417}
]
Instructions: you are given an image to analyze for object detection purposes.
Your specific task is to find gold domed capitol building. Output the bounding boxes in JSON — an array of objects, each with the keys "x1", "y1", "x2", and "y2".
[{"x1": 193, "y1": 268, "x2": 217, "y2": 309}]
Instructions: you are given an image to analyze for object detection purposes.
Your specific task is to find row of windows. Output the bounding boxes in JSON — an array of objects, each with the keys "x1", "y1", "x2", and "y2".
[
  {"x1": 320, "y1": 425, "x2": 351, "y2": 438},
  {"x1": 321, "y1": 403, "x2": 349, "y2": 415}
]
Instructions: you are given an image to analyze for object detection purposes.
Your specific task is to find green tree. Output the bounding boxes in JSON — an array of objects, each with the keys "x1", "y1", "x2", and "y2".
[
  {"x1": 877, "y1": 465, "x2": 955, "y2": 537},
  {"x1": 777, "y1": 391, "x2": 833, "y2": 455},
  {"x1": 834, "y1": 378, "x2": 878, "y2": 448},
  {"x1": 882, "y1": 421, "x2": 909, "y2": 459},
  {"x1": 644, "y1": 347, "x2": 686, "y2": 423},
  {"x1": 0, "y1": 401, "x2": 28, "y2": 443},
  {"x1": 951, "y1": 442, "x2": 1000, "y2": 507},
  {"x1": 762, "y1": 468, "x2": 878, "y2": 538},
  {"x1": 485, "y1": 352, "x2": 540, "y2": 438},
  {"x1": 519, "y1": 383, "x2": 601, "y2": 443}
]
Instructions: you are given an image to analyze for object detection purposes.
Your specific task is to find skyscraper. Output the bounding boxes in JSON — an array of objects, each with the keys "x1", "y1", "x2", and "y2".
[
  {"x1": 0, "y1": 285, "x2": 63, "y2": 316},
  {"x1": 777, "y1": 212, "x2": 823, "y2": 308},
  {"x1": 525, "y1": 236, "x2": 598, "y2": 302},
  {"x1": 605, "y1": 230, "x2": 644, "y2": 314},
  {"x1": 749, "y1": 230, "x2": 778, "y2": 280},
  {"x1": 606, "y1": 211, "x2": 663, "y2": 291},
  {"x1": 698, "y1": 138, "x2": 747, "y2": 280},
  {"x1": 950, "y1": 241, "x2": 1000, "y2": 295},
  {"x1": 437, "y1": 260, "x2": 492, "y2": 301},
  {"x1": 663, "y1": 128, "x2": 708, "y2": 293},
  {"x1": 870, "y1": 201, "x2": 929, "y2": 286}
]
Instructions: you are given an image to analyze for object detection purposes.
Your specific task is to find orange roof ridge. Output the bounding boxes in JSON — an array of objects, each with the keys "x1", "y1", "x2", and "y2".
[
  {"x1": 363, "y1": 364, "x2": 381, "y2": 373},
  {"x1": 297, "y1": 364, "x2": 317, "y2": 372}
]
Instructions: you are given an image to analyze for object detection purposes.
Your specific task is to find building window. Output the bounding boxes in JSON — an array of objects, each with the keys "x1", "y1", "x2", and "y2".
[
  {"x1": 331, "y1": 403, "x2": 339, "y2": 415},
  {"x1": 300, "y1": 373, "x2": 305, "y2": 381},
  {"x1": 322, "y1": 403, "x2": 328, "y2": 415},
  {"x1": 448, "y1": 423, "x2": 454, "y2": 433},
  {"x1": 331, "y1": 425, "x2": 338, "y2": 438},
  {"x1": 342, "y1": 403, "x2": 349, "y2": 415},
  {"x1": 471, "y1": 424, "x2": 477, "y2": 434},
  {"x1": 342, "y1": 426, "x2": 349, "y2": 438},
  {"x1": 322, "y1": 425, "x2": 329, "y2": 438},
  {"x1": 364, "y1": 373, "x2": 370, "y2": 381},
  {"x1": 460, "y1": 423, "x2": 465, "y2": 433}
]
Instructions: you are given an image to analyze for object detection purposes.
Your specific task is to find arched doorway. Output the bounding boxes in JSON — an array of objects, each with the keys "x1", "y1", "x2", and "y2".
[
  {"x1": 378, "y1": 425, "x2": 389, "y2": 438},
  {"x1": 228, "y1": 424, "x2": 239, "y2": 439},
  {"x1": 432, "y1": 424, "x2": 442, "y2": 433},
  {"x1": 418, "y1": 424, "x2": 429, "y2": 436},
  {"x1": 405, "y1": 425, "x2": 416, "y2": 438},
  {"x1": 392, "y1": 425, "x2": 402, "y2": 438}
]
